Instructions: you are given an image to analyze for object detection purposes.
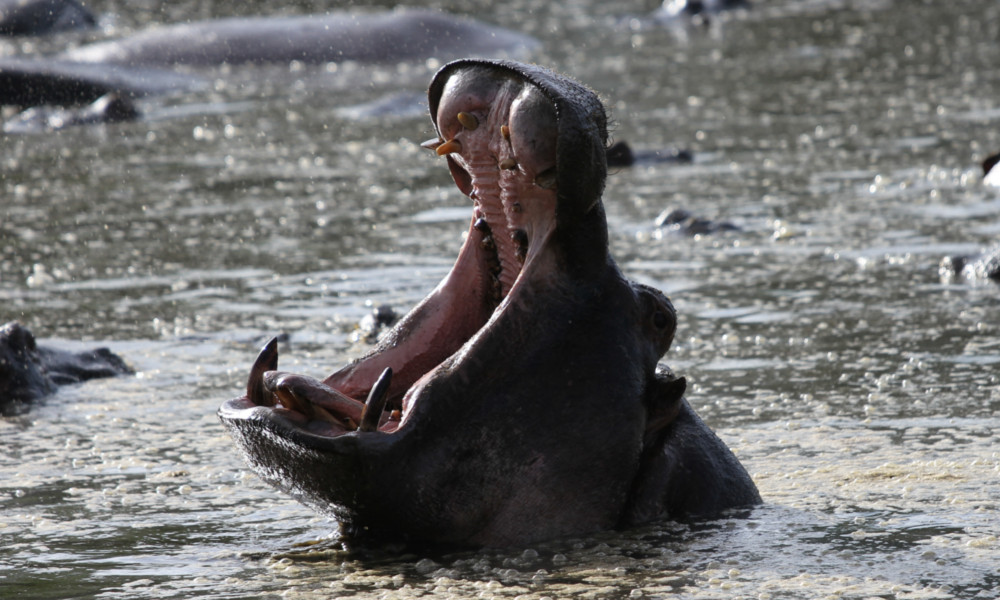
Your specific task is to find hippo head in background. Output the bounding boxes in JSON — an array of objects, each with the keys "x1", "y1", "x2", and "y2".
[
  {"x1": 218, "y1": 59, "x2": 760, "y2": 547},
  {"x1": 1, "y1": 320, "x2": 133, "y2": 411},
  {"x1": 0, "y1": 321, "x2": 56, "y2": 403}
]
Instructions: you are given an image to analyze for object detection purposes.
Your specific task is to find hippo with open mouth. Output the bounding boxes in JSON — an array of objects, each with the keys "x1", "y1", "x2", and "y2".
[{"x1": 218, "y1": 59, "x2": 760, "y2": 547}]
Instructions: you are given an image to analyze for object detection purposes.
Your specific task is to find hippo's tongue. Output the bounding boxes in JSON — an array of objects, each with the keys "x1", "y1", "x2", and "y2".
[{"x1": 245, "y1": 340, "x2": 402, "y2": 434}]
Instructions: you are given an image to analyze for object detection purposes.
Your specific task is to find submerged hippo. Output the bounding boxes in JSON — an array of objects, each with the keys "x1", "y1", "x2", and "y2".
[
  {"x1": 1, "y1": 9, "x2": 537, "y2": 112},
  {"x1": 0, "y1": 0, "x2": 95, "y2": 36},
  {"x1": 0, "y1": 321, "x2": 132, "y2": 410},
  {"x1": 62, "y1": 9, "x2": 538, "y2": 68},
  {"x1": 219, "y1": 59, "x2": 760, "y2": 547},
  {"x1": 939, "y1": 248, "x2": 1000, "y2": 283},
  {"x1": 0, "y1": 57, "x2": 203, "y2": 106},
  {"x1": 657, "y1": 0, "x2": 750, "y2": 19},
  {"x1": 4, "y1": 92, "x2": 139, "y2": 133},
  {"x1": 938, "y1": 154, "x2": 1000, "y2": 283},
  {"x1": 605, "y1": 140, "x2": 693, "y2": 168},
  {"x1": 983, "y1": 151, "x2": 1000, "y2": 188},
  {"x1": 655, "y1": 207, "x2": 741, "y2": 236}
]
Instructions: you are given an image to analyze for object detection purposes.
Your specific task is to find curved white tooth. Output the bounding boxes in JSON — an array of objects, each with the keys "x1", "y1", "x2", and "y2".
[{"x1": 420, "y1": 137, "x2": 444, "y2": 151}]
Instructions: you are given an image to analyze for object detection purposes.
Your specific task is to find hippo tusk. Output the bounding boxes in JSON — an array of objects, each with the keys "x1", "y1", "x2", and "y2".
[
  {"x1": 247, "y1": 337, "x2": 279, "y2": 406},
  {"x1": 358, "y1": 367, "x2": 393, "y2": 432},
  {"x1": 435, "y1": 138, "x2": 462, "y2": 156}
]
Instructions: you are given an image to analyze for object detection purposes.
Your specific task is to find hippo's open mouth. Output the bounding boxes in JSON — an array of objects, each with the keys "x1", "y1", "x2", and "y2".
[
  {"x1": 221, "y1": 63, "x2": 564, "y2": 440},
  {"x1": 218, "y1": 60, "x2": 757, "y2": 548}
]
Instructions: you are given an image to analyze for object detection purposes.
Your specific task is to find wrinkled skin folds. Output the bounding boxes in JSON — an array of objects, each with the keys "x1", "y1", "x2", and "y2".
[{"x1": 218, "y1": 59, "x2": 760, "y2": 547}]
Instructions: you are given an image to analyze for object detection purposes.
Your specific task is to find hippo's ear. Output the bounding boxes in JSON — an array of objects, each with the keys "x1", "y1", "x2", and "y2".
[{"x1": 643, "y1": 374, "x2": 686, "y2": 446}]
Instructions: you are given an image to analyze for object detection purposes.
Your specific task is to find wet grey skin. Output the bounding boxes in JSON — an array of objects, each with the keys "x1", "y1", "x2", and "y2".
[
  {"x1": 0, "y1": 321, "x2": 132, "y2": 411},
  {"x1": 4, "y1": 92, "x2": 140, "y2": 134},
  {"x1": 0, "y1": 10, "x2": 537, "y2": 108},
  {"x1": 61, "y1": 10, "x2": 539, "y2": 67},
  {"x1": 218, "y1": 59, "x2": 760, "y2": 548},
  {"x1": 940, "y1": 247, "x2": 1000, "y2": 283},
  {"x1": 0, "y1": 57, "x2": 203, "y2": 107},
  {"x1": 0, "y1": 0, "x2": 95, "y2": 36},
  {"x1": 937, "y1": 154, "x2": 1000, "y2": 283}
]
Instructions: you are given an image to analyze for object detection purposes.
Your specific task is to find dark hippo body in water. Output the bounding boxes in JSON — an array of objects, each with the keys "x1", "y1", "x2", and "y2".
[
  {"x1": 657, "y1": 0, "x2": 750, "y2": 19},
  {"x1": 940, "y1": 249, "x2": 1000, "y2": 283},
  {"x1": 938, "y1": 153, "x2": 1000, "y2": 283},
  {"x1": 0, "y1": 0, "x2": 95, "y2": 36},
  {"x1": 4, "y1": 92, "x2": 139, "y2": 133},
  {"x1": 606, "y1": 140, "x2": 693, "y2": 168},
  {"x1": 656, "y1": 207, "x2": 741, "y2": 236},
  {"x1": 219, "y1": 59, "x2": 760, "y2": 547},
  {"x1": 0, "y1": 321, "x2": 132, "y2": 411},
  {"x1": 0, "y1": 57, "x2": 203, "y2": 106},
  {"x1": 982, "y1": 151, "x2": 1000, "y2": 188},
  {"x1": 62, "y1": 9, "x2": 539, "y2": 68},
  {"x1": 1, "y1": 9, "x2": 537, "y2": 111}
]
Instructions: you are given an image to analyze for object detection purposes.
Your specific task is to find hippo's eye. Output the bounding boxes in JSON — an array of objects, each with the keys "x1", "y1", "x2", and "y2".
[{"x1": 653, "y1": 311, "x2": 670, "y2": 329}]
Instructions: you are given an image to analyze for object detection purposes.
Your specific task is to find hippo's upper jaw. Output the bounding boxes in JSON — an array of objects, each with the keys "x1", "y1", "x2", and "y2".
[{"x1": 219, "y1": 60, "x2": 757, "y2": 548}]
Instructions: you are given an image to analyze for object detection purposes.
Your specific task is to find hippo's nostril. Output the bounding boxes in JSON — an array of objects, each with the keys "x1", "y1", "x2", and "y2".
[
  {"x1": 653, "y1": 311, "x2": 670, "y2": 329},
  {"x1": 457, "y1": 111, "x2": 479, "y2": 131}
]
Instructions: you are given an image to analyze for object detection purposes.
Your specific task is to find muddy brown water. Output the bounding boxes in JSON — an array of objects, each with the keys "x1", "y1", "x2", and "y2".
[{"x1": 2, "y1": 0, "x2": 999, "y2": 598}]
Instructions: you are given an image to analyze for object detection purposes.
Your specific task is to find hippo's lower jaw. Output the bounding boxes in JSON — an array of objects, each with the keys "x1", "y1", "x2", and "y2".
[{"x1": 219, "y1": 59, "x2": 759, "y2": 547}]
